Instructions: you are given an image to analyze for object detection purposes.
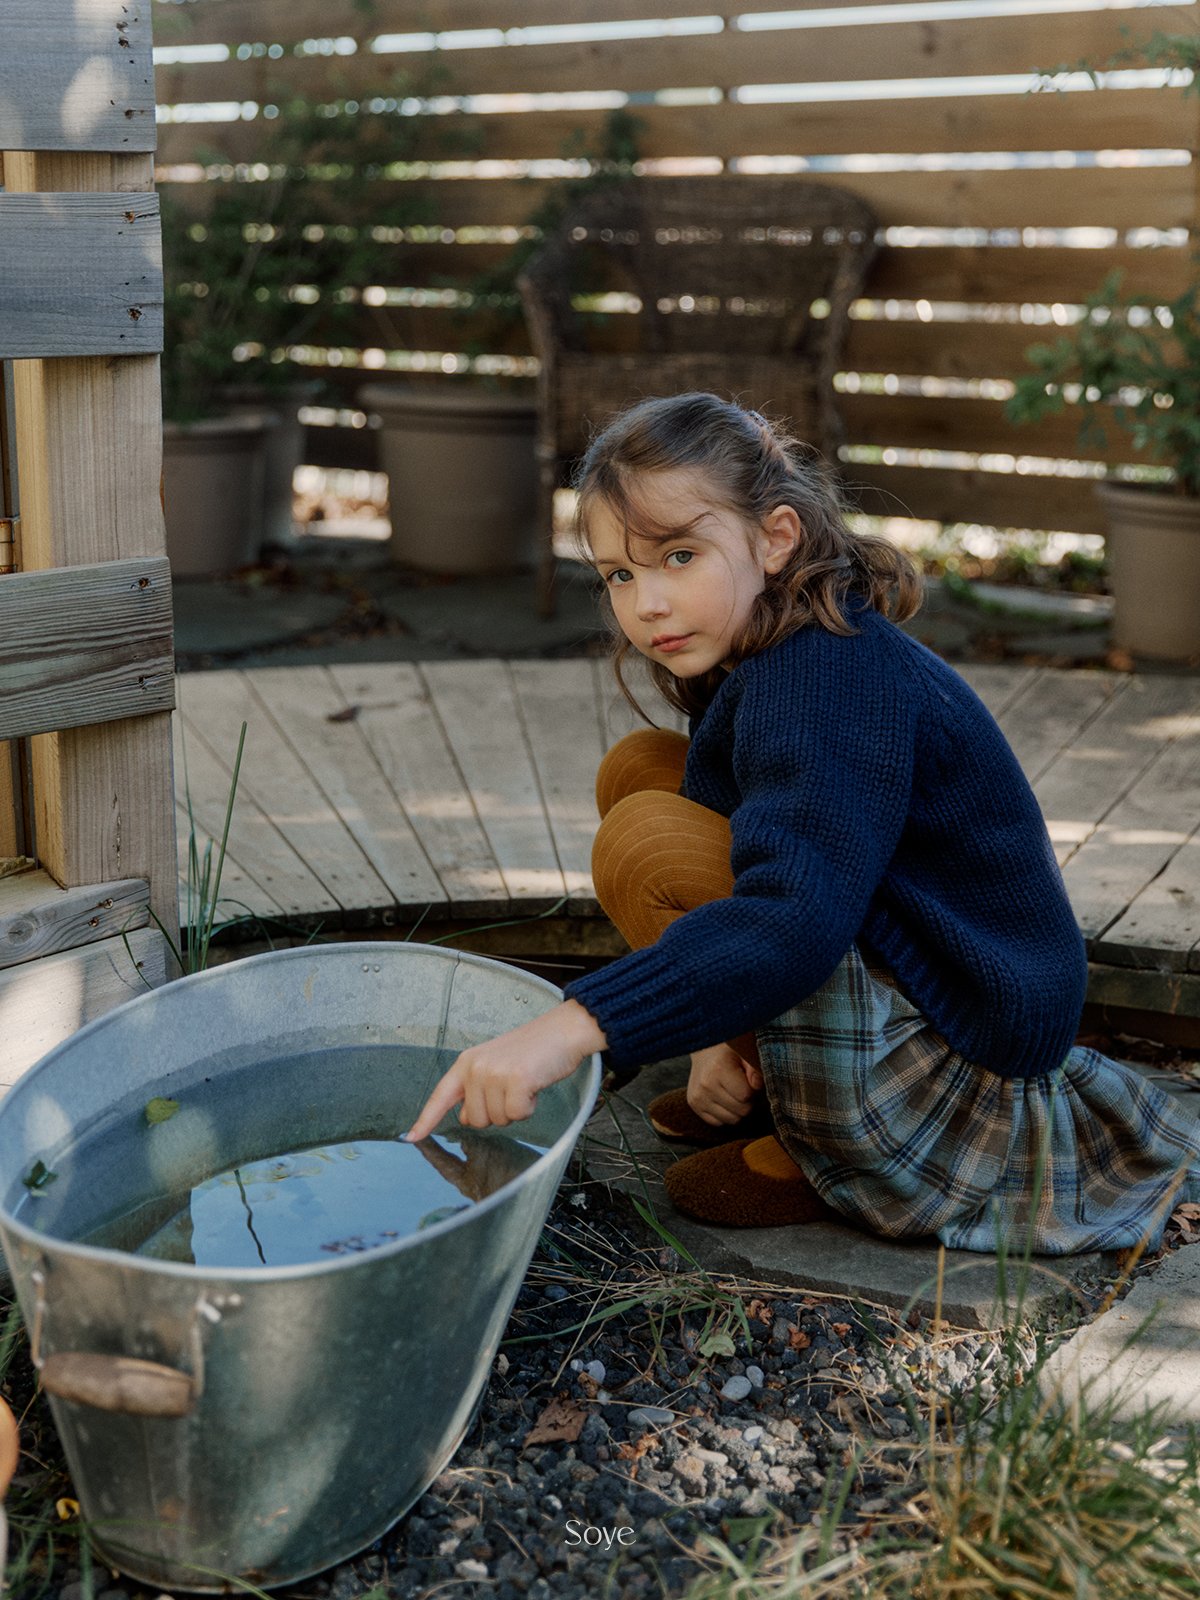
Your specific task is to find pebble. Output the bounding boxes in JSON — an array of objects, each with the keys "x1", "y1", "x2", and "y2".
[
  {"x1": 454, "y1": 1560, "x2": 490, "y2": 1580},
  {"x1": 743, "y1": 1425, "x2": 765, "y2": 1443},
  {"x1": 586, "y1": 1360, "x2": 606, "y2": 1383},
  {"x1": 745, "y1": 1365, "x2": 765, "y2": 1388},
  {"x1": 720, "y1": 1375, "x2": 753, "y2": 1401},
  {"x1": 628, "y1": 1405, "x2": 676, "y2": 1426}
]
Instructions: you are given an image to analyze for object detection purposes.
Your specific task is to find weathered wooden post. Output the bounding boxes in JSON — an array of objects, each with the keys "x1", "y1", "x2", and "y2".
[{"x1": 0, "y1": 1, "x2": 177, "y2": 1088}]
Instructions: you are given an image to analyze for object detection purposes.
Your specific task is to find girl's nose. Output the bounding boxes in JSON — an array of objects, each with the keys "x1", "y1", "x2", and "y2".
[{"x1": 636, "y1": 581, "x2": 670, "y2": 621}]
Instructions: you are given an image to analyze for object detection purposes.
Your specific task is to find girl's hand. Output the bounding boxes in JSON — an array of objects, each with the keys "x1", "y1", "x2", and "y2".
[
  {"x1": 403, "y1": 999, "x2": 607, "y2": 1142},
  {"x1": 687, "y1": 1042, "x2": 763, "y2": 1126}
]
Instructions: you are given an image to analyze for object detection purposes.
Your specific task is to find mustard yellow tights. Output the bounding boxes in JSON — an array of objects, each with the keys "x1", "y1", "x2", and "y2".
[{"x1": 591, "y1": 728, "x2": 759, "y2": 1070}]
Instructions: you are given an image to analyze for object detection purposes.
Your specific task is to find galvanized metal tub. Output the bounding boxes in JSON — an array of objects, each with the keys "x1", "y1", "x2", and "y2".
[{"x1": 0, "y1": 943, "x2": 602, "y2": 1590}]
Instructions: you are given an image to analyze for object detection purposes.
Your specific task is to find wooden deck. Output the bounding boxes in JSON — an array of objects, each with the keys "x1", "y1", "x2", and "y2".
[{"x1": 173, "y1": 659, "x2": 1200, "y2": 1017}]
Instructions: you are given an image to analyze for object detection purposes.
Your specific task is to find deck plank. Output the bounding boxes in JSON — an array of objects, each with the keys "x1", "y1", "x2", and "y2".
[
  {"x1": 1035, "y1": 677, "x2": 1198, "y2": 869},
  {"x1": 245, "y1": 665, "x2": 447, "y2": 910},
  {"x1": 992, "y1": 668, "x2": 1126, "y2": 786},
  {"x1": 173, "y1": 701, "x2": 339, "y2": 920},
  {"x1": 419, "y1": 661, "x2": 567, "y2": 909},
  {"x1": 1061, "y1": 693, "x2": 1200, "y2": 965},
  {"x1": 510, "y1": 659, "x2": 607, "y2": 905},
  {"x1": 171, "y1": 660, "x2": 1198, "y2": 979},
  {"x1": 953, "y1": 662, "x2": 1041, "y2": 719},
  {"x1": 326, "y1": 662, "x2": 509, "y2": 915},
  {"x1": 181, "y1": 671, "x2": 395, "y2": 915}
]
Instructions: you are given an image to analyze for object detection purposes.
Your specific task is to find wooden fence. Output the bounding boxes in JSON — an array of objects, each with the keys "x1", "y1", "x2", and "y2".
[
  {"x1": 0, "y1": 1, "x2": 176, "y2": 1087},
  {"x1": 152, "y1": 0, "x2": 1198, "y2": 538}
]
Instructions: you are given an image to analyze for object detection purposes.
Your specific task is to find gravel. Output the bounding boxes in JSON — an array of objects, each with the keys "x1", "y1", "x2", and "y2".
[{"x1": 15, "y1": 1174, "x2": 1139, "y2": 1600}]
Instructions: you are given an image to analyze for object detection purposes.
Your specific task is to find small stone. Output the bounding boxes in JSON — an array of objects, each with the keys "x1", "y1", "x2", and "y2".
[
  {"x1": 586, "y1": 1360, "x2": 606, "y2": 1383},
  {"x1": 544, "y1": 1285, "x2": 568, "y2": 1302},
  {"x1": 745, "y1": 1365, "x2": 764, "y2": 1388},
  {"x1": 743, "y1": 1425, "x2": 764, "y2": 1443},
  {"x1": 455, "y1": 1559, "x2": 490, "y2": 1580},
  {"x1": 672, "y1": 1454, "x2": 706, "y2": 1488},
  {"x1": 628, "y1": 1405, "x2": 675, "y2": 1426},
  {"x1": 720, "y1": 1375, "x2": 753, "y2": 1401}
]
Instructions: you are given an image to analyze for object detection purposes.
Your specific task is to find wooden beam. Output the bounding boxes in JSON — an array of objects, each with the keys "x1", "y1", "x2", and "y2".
[
  {"x1": 0, "y1": 193, "x2": 163, "y2": 359},
  {"x1": 4, "y1": 150, "x2": 178, "y2": 949},
  {"x1": 0, "y1": 926, "x2": 167, "y2": 1091},
  {"x1": 3, "y1": 0, "x2": 156, "y2": 153},
  {"x1": 0, "y1": 557, "x2": 174, "y2": 740},
  {"x1": 0, "y1": 868, "x2": 149, "y2": 970}
]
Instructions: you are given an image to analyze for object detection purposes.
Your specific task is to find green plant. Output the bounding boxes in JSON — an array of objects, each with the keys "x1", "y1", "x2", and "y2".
[
  {"x1": 160, "y1": 72, "x2": 458, "y2": 422},
  {"x1": 1008, "y1": 25, "x2": 1200, "y2": 497},
  {"x1": 1006, "y1": 270, "x2": 1200, "y2": 498}
]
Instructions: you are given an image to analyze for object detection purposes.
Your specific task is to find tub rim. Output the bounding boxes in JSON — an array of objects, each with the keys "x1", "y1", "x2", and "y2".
[{"x1": 0, "y1": 941, "x2": 605, "y2": 1284}]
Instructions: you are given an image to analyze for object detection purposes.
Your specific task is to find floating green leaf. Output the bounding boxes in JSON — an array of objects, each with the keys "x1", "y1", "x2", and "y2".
[
  {"x1": 22, "y1": 1160, "x2": 57, "y2": 1194},
  {"x1": 144, "y1": 1097, "x2": 181, "y2": 1126}
]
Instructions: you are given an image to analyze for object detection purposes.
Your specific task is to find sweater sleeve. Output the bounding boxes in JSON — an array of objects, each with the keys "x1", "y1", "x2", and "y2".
[{"x1": 564, "y1": 629, "x2": 919, "y2": 1072}]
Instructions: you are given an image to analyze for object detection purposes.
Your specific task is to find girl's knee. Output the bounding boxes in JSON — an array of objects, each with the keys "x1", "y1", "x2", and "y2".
[{"x1": 596, "y1": 727, "x2": 690, "y2": 817}]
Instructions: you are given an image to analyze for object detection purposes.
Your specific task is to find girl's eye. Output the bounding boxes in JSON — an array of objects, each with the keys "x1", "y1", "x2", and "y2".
[
  {"x1": 666, "y1": 550, "x2": 693, "y2": 568},
  {"x1": 606, "y1": 568, "x2": 633, "y2": 587}
]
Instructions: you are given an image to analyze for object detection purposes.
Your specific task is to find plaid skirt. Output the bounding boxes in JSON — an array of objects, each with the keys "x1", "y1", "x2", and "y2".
[{"x1": 755, "y1": 945, "x2": 1200, "y2": 1256}]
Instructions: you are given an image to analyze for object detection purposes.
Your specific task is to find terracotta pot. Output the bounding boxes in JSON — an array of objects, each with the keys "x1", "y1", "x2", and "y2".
[
  {"x1": 1097, "y1": 481, "x2": 1200, "y2": 661},
  {"x1": 161, "y1": 413, "x2": 277, "y2": 576},
  {"x1": 359, "y1": 382, "x2": 538, "y2": 574}
]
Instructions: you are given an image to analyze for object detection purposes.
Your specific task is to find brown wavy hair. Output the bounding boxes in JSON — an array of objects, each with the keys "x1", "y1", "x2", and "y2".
[{"x1": 573, "y1": 391, "x2": 923, "y2": 721}]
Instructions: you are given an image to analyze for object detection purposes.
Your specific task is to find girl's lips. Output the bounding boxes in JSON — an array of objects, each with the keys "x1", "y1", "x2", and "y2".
[{"x1": 652, "y1": 634, "x2": 692, "y2": 653}]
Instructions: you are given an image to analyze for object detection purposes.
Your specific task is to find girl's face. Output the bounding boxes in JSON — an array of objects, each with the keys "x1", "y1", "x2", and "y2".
[{"x1": 587, "y1": 467, "x2": 800, "y2": 678}]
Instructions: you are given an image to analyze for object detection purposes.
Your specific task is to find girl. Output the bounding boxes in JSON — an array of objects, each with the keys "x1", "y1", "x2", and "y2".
[{"x1": 406, "y1": 392, "x2": 1200, "y2": 1255}]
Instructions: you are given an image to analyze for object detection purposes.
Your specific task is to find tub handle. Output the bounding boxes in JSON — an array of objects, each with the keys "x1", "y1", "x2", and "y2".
[
  {"x1": 28, "y1": 1272, "x2": 239, "y2": 1419},
  {"x1": 38, "y1": 1352, "x2": 197, "y2": 1418}
]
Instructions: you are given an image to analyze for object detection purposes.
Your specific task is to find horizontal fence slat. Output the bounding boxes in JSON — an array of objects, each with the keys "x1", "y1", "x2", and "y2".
[
  {"x1": 867, "y1": 244, "x2": 1191, "y2": 305},
  {"x1": 155, "y1": 0, "x2": 1020, "y2": 50},
  {"x1": 155, "y1": 86, "x2": 1191, "y2": 171},
  {"x1": 0, "y1": 557, "x2": 175, "y2": 741},
  {"x1": 0, "y1": 193, "x2": 163, "y2": 358},
  {"x1": 839, "y1": 393, "x2": 1147, "y2": 466},
  {"x1": 844, "y1": 461, "x2": 1108, "y2": 534},
  {"x1": 4, "y1": 0, "x2": 156, "y2": 152},
  {"x1": 242, "y1": 237, "x2": 1187, "y2": 307},
  {"x1": 156, "y1": 10, "x2": 1156, "y2": 104},
  {"x1": 0, "y1": 869, "x2": 150, "y2": 971},
  {"x1": 154, "y1": 168, "x2": 1185, "y2": 233},
  {"x1": 272, "y1": 300, "x2": 1131, "y2": 385}
]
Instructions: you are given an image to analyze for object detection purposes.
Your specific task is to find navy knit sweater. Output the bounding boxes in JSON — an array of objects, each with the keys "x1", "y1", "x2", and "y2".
[{"x1": 564, "y1": 598, "x2": 1088, "y2": 1080}]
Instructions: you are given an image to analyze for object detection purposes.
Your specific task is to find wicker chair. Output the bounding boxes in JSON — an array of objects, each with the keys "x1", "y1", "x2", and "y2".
[{"x1": 518, "y1": 176, "x2": 878, "y2": 614}]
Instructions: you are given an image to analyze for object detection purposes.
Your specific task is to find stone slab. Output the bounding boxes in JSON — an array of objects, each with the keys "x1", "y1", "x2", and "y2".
[
  {"x1": 370, "y1": 568, "x2": 604, "y2": 656},
  {"x1": 173, "y1": 580, "x2": 348, "y2": 656},
  {"x1": 1039, "y1": 1242, "x2": 1200, "y2": 1424},
  {"x1": 579, "y1": 1059, "x2": 1117, "y2": 1332}
]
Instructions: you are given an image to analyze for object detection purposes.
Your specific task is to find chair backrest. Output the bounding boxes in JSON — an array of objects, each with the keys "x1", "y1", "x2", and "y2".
[{"x1": 518, "y1": 175, "x2": 877, "y2": 457}]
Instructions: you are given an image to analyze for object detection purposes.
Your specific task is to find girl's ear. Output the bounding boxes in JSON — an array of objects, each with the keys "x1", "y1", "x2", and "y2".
[{"x1": 759, "y1": 504, "x2": 802, "y2": 574}]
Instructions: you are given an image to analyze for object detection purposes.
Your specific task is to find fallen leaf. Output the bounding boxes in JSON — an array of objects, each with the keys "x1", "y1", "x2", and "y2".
[
  {"x1": 832, "y1": 1322, "x2": 852, "y2": 1339},
  {"x1": 326, "y1": 704, "x2": 361, "y2": 723},
  {"x1": 699, "y1": 1329, "x2": 736, "y2": 1358},
  {"x1": 788, "y1": 1327, "x2": 811, "y2": 1351},
  {"x1": 22, "y1": 1160, "x2": 57, "y2": 1193},
  {"x1": 523, "y1": 1396, "x2": 588, "y2": 1447},
  {"x1": 55, "y1": 1498, "x2": 79, "y2": 1521},
  {"x1": 145, "y1": 1097, "x2": 180, "y2": 1126},
  {"x1": 745, "y1": 1298, "x2": 773, "y2": 1325}
]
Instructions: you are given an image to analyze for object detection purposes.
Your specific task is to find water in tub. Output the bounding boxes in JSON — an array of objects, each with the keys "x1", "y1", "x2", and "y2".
[{"x1": 8, "y1": 1044, "x2": 549, "y2": 1268}]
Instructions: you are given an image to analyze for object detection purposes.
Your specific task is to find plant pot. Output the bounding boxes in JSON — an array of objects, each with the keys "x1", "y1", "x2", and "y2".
[
  {"x1": 161, "y1": 413, "x2": 277, "y2": 577},
  {"x1": 221, "y1": 380, "x2": 324, "y2": 547},
  {"x1": 359, "y1": 382, "x2": 538, "y2": 574},
  {"x1": 1097, "y1": 481, "x2": 1200, "y2": 661}
]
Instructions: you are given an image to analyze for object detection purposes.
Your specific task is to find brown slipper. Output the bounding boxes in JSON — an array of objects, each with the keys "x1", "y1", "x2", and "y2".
[
  {"x1": 663, "y1": 1135, "x2": 835, "y2": 1228},
  {"x1": 647, "y1": 1087, "x2": 775, "y2": 1147}
]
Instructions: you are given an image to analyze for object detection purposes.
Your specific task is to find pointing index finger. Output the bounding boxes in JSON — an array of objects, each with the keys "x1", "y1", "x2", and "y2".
[{"x1": 404, "y1": 1066, "x2": 465, "y2": 1143}]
